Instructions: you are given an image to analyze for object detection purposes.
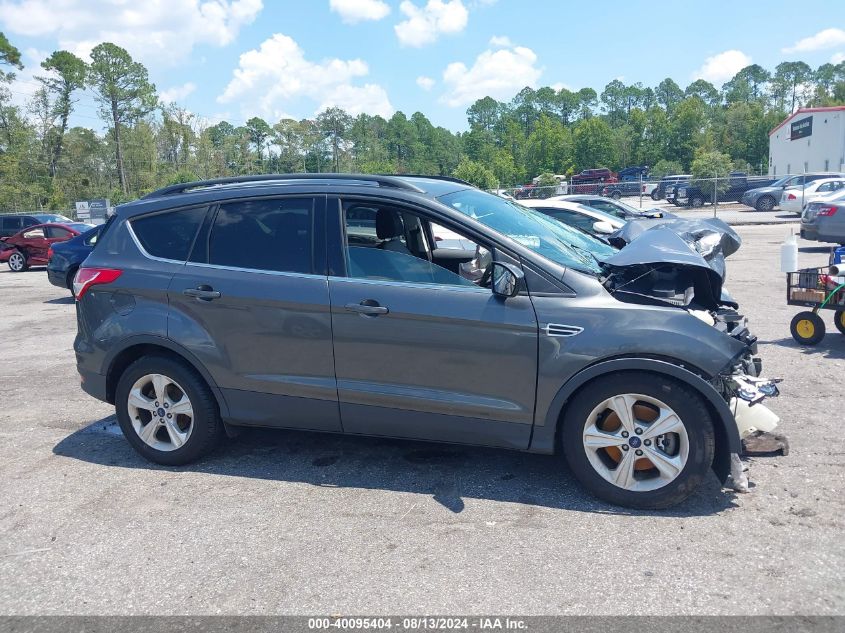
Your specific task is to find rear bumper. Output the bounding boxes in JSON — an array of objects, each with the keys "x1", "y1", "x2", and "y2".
[
  {"x1": 47, "y1": 268, "x2": 67, "y2": 289},
  {"x1": 79, "y1": 367, "x2": 109, "y2": 403},
  {"x1": 800, "y1": 225, "x2": 842, "y2": 243}
]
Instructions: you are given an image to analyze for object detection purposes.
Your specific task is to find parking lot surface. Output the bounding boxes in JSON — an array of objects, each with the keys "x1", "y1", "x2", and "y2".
[{"x1": 0, "y1": 224, "x2": 843, "y2": 615}]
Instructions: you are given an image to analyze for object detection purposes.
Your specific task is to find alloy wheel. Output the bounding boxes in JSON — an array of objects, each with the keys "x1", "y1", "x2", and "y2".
[
  {"x1": 126, "y1": 373, "x2": 194, "y2": 451},
  {"x1": 8, "y1": 252, "x2": 24, "y2": 271},
  {"x1": 582, "y1": 393, "x2": 689, "y2": 492}
]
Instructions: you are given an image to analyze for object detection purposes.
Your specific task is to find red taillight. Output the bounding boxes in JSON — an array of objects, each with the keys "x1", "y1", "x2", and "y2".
[
  {"x1": 818, "y1": 205, "x2": 839, "y2": 217},
  {"x1": 787, "y1": 193, "x2": 796, "y2": 200},
  {"x1": 73, "y1": 267, "x2": 122, "y2": 300},
  {"x1": 47, "y1": 247, "x2": 54, "y2": 259}
]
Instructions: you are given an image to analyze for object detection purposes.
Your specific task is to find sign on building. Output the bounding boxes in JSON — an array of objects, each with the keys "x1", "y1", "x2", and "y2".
[
  {"x1": 790, "y1": 116, "x2": 813, "y2": 140},
  {"x1": 75, "y1": 198, "x2": 110, "y2": 224}
]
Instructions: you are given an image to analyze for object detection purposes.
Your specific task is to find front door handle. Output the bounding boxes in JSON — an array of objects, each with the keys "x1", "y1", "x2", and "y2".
[
  {"x1": 344, "y1": 300, "x2": 388, "y2": 316},
  {"x1": 183, "y1": 285, "x2": 221, "y2": 301}
]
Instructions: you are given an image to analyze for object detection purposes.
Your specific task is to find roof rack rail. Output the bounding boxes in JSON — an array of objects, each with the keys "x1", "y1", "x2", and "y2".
[
  {"x1": 143, "y1": 173, "x2": 425, "y2": 199},
  {"x1": 381, "y1": 173, "x2": 473, "y2": 187}
]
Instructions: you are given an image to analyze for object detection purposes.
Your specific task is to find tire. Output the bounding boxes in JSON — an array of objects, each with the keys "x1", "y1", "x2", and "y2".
[
  {"x1": 115, "y1": 355, "x2": 223, "y2": 465},
  {"x1": 66, "y1": 266, "x2": 78, "y2": 296},
  {"x1": 611, "y1": 190, "x2": 622, "y2": 200},
  {"x1": 755, "y1": 195, "x2": 775, "y2": 212},
  {"x1": 690, "y1": 196, "x2": 704, "y2": 208},
  {"x1": 561, "y1": 372, "x2": 715, "y2": 509},
  {"x1": 790, "y1": 311, "x2": 825, "y2": 345},
  {"x1": 7, "y1": 250, "x2": 28, "y2": 272},
  {"x1": 651, "y1": 190, "x2": 660, "y2": 201},
  {"x1": 834, "y1": 310, "x2": 845, "y2": 336}
]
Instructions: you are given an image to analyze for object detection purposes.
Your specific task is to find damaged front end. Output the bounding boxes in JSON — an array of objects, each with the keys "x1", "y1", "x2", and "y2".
[{"x1": 600, "y1": 218, "x2": 784, "y2": 490}]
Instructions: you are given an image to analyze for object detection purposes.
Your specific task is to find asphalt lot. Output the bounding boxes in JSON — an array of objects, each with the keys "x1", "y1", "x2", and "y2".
[
  {"x1": 630, "y1": 197, "x2": 800, "y2": 225},
  {"x1": 0, "y1": 223, "x2": 843, "y2": 616}
]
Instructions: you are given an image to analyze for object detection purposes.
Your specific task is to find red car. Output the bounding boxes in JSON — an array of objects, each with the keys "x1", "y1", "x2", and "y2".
[{"x1": 0, "y1": 222, "x2": 94, "y2": 272}]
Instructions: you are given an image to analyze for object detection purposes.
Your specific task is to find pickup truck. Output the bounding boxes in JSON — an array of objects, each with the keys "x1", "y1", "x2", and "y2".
[{"x1": 671, "y1": 173, "x2": 777, "y2": 207}]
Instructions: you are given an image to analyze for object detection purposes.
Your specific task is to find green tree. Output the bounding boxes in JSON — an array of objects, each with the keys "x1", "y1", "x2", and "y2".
[
  {"x1": 245, "y1": 116, "x2": 272, "y2": 166},
  {"x1": 572, "y1": 117, "x2": 615, "y2": 171},
  {"x1": 316, "y1": 107, "x2": 353, "y2": 172},
  {"x1": 87, "y1": 42, "x2": 157, "y2": 195},
  {"x1": 0, "y1": 32, "x2": 22, "y2": 82},
  {"x1": 771, "y1": 61, "x2": 813, "y2": 111},
  {"x1": 650, "y1": 159, "x2": 683, "y2": 179},
  {"x1": 37, "y1": 50, "x2": 87, "y2": 176},
  {"x1": 723, "y1": 64, "x2": 770, "y2": 104},
  {"x1": 655, "y1": 78, "x2": 684, "y2": 111},
  {"x1": 453, "y1": 156, "x2": 497, "y2": 189},
  {"x1": 685, "y1": 79, "x2": 720, "y2": 106},
  {"x1": 691, "y1": 149, "x2": 732, "y2": 199}
]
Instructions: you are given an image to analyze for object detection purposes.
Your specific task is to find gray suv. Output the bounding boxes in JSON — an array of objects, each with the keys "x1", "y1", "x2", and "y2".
[{"x1": 75, "y1": 174, "x2": 777, "y2": 509}]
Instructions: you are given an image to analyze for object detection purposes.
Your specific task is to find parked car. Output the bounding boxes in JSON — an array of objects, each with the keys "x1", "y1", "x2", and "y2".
[
  {"x1": 551, "y1": 194, "x2": 675, "y2": 220},
  {"x1": 569, "y1": 168, "x2": 617, "y2": 194},
  {"x1": 800, "y1": 190, "x2": 845, "y2": 244},
  {"x1": 780, "y1": 178, "x2": 845, "y2": 215},
  {"x1": 0, "y1": 222, "x2": 93, "y2": 271},
  {"x1": 617, "y1": 166, "x2": 649, "y2": 181},
  {"x1": 741, "y1": 173, "x2": 845, "y2": 211},
  {"x1": 46, "y1": 225, "x2": 101, "y2": 293},
  {"x1": 75, "y1": 173, "x2": 777, "y2": 509},
  {"x1": 601, "y1": 181, "x2": 644, "y2": 199},
  {"x1": 672, "y1": 173, "x2": 777, "y2": 208},
  {"x1": 522, "y1": 199, "x2": 626, "y2": 237},
  {"x1": 654, "y1": 174, "x2": 690, "y2": 201},
  {"x1": 0, "y1": 213, "x2": 74, "y2": 238}
]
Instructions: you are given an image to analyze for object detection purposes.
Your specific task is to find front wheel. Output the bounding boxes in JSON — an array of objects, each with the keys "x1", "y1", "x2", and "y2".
[
  {"x1": 561, "y1": 373, "x2": 715, "y2": 509},
  {"x1": 611, "y1": 190, "x2": 622, "y2": 200},
  {"x1": 115, "y1": 355, "x2": 223, "y2": 465},
  {"x1": 8, "y1": 250, "x2": 28, "y2": 272},
  {"x1": 790, "y1": 311, "x2": 825, "y2": 345},
  {"x1": 755, "y1": 195, "x2": 775, "y2": 212},
  {"x1": 690, "y1": 196, "x2": 704, "y2": 208},
  {"x1": 835, "y1": 310, "x2": 845, "y2": 336},
  {"x1": 651, "y1": 190, "x2": 660, "y2": 201}
]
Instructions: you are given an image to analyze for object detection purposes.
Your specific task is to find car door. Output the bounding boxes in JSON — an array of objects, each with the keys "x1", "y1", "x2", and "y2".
[
  {"x1": 326, "y1": 196, "x2": 538, "y2": 449},
  {"x1": 167, "y1": 195, "x2": 342, "y2": 433},
  {"x1": 19, "y1": 226, "x2": 49, "y2": 261},
  {"x1": 44, "y1": 225, "x2": 75, "y2": 261}
]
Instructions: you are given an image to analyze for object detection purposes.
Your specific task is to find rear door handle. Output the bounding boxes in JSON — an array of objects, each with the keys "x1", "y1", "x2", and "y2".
[
  {"x1": 344, "y1": 300, "x2": 388, "y2": 316},
  {"x1": 183, "y1": 285, "x2": 221, "y2": 301}
]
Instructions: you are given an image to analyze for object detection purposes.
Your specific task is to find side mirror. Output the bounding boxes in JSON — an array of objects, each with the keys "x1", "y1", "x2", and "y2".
[
  {"x1": 593, "y1": 220, "x2": 615, "y2": 235},
  {"x1": 491, "y1": 262, "x2": 524, "y2": 298}
]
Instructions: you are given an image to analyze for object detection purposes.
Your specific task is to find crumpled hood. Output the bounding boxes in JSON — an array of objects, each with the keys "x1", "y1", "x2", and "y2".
[{"x1": 602, "y1": 218, "x2": 742, "y2": 310}]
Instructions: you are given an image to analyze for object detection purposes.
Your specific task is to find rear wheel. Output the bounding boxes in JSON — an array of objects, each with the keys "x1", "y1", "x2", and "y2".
[
  {"x1": 790, "y1": 311, "x2": 825, "y2": 345},
  {"x1": 834, "y1": 310, "x2": 845, "y2": 336},
  {"x1": 66, "y1": 266, "x2": 78, "y2": 295},
  {"x1": 690, "y1": 195, "x2": 704, "y2": 208},
  {"x1": 561, "y1": 373, "x2": 715, "y2": 509},
  {"x1": 115, "y1": 355, "x2": 223, "y2": 465},
  {"x1": 611, "y1": 190, "x2": 622, "y2": 200},
  {"x1": 8, "y1": 250, "x2": 27, "y2": 272},
  {"x1": 755, "y1": 195, "x2": 775, "y2": 212},
  {"x1": 651, "y1": 190, "x2": 660, "y2": 201}
]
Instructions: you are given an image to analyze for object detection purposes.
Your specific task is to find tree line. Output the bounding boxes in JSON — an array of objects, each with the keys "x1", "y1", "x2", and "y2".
[{"x1": 1, "y1": 32, "x2": 844, "y2": 210}]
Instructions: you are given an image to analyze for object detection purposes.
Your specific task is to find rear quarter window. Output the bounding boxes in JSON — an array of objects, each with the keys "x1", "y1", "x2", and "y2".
[{"x1": 130, "y1": 207, "x2": 206, "y2": 261}]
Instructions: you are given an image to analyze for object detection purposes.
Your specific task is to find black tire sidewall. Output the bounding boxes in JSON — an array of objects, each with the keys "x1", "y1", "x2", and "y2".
[
  {"x1": 756, "y1": 196, "x2": 774, "y2": 211},
  {"x1": 561, "y1": 373, "x2": 716, "y2": 509},
  {"x1": 835, "y1": 311, "x2": 845, "y2": 336},
  {"x1": 115, "y1": 355, "x2": 221, "y2": 465},
  {"x1": 790, "y1": 311, "x2": 825, "y2": 345}
]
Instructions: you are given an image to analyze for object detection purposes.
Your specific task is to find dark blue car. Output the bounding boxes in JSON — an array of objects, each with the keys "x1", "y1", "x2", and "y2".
[{"x1": 47, "y1": 225, "x2": 101, "y2": 294}]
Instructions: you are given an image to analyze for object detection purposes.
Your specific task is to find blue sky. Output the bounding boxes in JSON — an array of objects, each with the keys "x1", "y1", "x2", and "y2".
[{"x1": 1, "y1": 0, "x2": 844, "y2": 132}]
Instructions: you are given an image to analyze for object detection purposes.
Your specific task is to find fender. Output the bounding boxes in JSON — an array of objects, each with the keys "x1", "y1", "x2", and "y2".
[
  {"x1": 529, "y1": 357, "x2": 740, "y2": 482},
  {"x1": 102, "y1": 334, "x2": 230, "y2": 419}
]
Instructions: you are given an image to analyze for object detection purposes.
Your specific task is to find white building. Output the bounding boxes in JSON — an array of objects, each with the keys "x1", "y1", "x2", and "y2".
[{"x1": 768, "y1": 106, "x2": 845, "y2": 176}]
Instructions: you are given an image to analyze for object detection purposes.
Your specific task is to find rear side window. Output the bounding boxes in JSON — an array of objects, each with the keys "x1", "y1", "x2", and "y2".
[
  {"x1": 45, "y1": 226, "x2": 72, "y2": 239},
  {"x1": 2, "y1": 217, "x2": 22, "y2": 231},
  {"x1": 131, "y1": 207, "x2": 206, "y2": 261},
  {"x1": 207, "y1": 198, "x2": 315, "y2": 274}
]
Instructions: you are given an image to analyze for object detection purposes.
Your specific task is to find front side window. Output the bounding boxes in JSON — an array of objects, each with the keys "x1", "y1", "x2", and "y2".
[
  {"x1": 45, "y1": 226, "x2": 71, "y2": 239},
  {"x1": 342, "y1": 201, "x2": 485, "y2": 288},
  {"x1": 22, "y1": 228, "x2": 45, "y2": 239},
  {"x1": 208, "y1": 198, "x2": 314, "y2": 274},
  {"x1": 132, "y1": 206, "x2": 206, "y2": 261}
]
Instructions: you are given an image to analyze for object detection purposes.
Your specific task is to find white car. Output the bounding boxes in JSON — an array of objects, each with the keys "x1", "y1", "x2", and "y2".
[
  {"x1": 780, "y1": 178, "x2": 845, "y2": 215},
  {"x1": 520, "y1": 199, "x2": 626, "y2": 237}
]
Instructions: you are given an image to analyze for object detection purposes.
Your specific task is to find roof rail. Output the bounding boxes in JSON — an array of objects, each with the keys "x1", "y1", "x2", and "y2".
[
  {"x1": 142, "y1": 173, "x2": 425, "y2": 199},
  {"x1": 382, "y1": 174, "x2": 473, "y2": 187}
]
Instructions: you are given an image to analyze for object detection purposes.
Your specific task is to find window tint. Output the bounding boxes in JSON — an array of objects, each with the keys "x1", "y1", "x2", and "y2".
[
  {"x1": 208, "y1": 198, "x2": 314, "y2": 273},
  {"x1": 590, "y1": 201, "x2": 624, "y2": 218},
  {"x1": 132, "y1": 207, "x2": 206, "y2": 261},
  {"x1": 45, "y1": 226, "x2": 71, "y2": 239},
  {"x1": 2, "y1": 217, "x2": 22, "y2": 230},
  {"x1": 342, "y1": 201, "x2": 484, "y2": 288}
]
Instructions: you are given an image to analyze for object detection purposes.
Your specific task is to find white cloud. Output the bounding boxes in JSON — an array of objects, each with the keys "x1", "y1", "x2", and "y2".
[
  {"x1": 395, "y1": 0, "x2": 468, "y2": 47},
  {"x1": 692, "y1": 50, "x2": 752, "y2": 84},
  {"x1": 783, "y1": 28, "x2": 845, "y2": 54},
  {"x1": 0, "y1": 0, "x2": 263, "y2": 64},
  {"x1": 550, "y1": 82, "x2": 572, "y2": 92},
  {"x1": 488, "y1": 35, "x2": 511, "y2": 47},
  {"x1": 218, "y1": 33, "x2": 392, "y2": 120},
  {"x1": 832, "y1": 52, "x2": 845, "y2": 64},
  {"x1": 329, "y1": 0, "x2": 390, "y2": 24},
  {"x1": 416, "y1": 75, "x2": 435, "y2": 90},
  {"x1": 159, "y1": 82, "x2": 197, "y2": 104},
  {"x1": 441, "y1": 44, "x2": 542, "y2": 107}
]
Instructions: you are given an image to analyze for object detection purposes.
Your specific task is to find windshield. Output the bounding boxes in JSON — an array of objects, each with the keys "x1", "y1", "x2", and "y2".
[{"x1": 438, "y1": 189, "x2": 610, "y2": 275}]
